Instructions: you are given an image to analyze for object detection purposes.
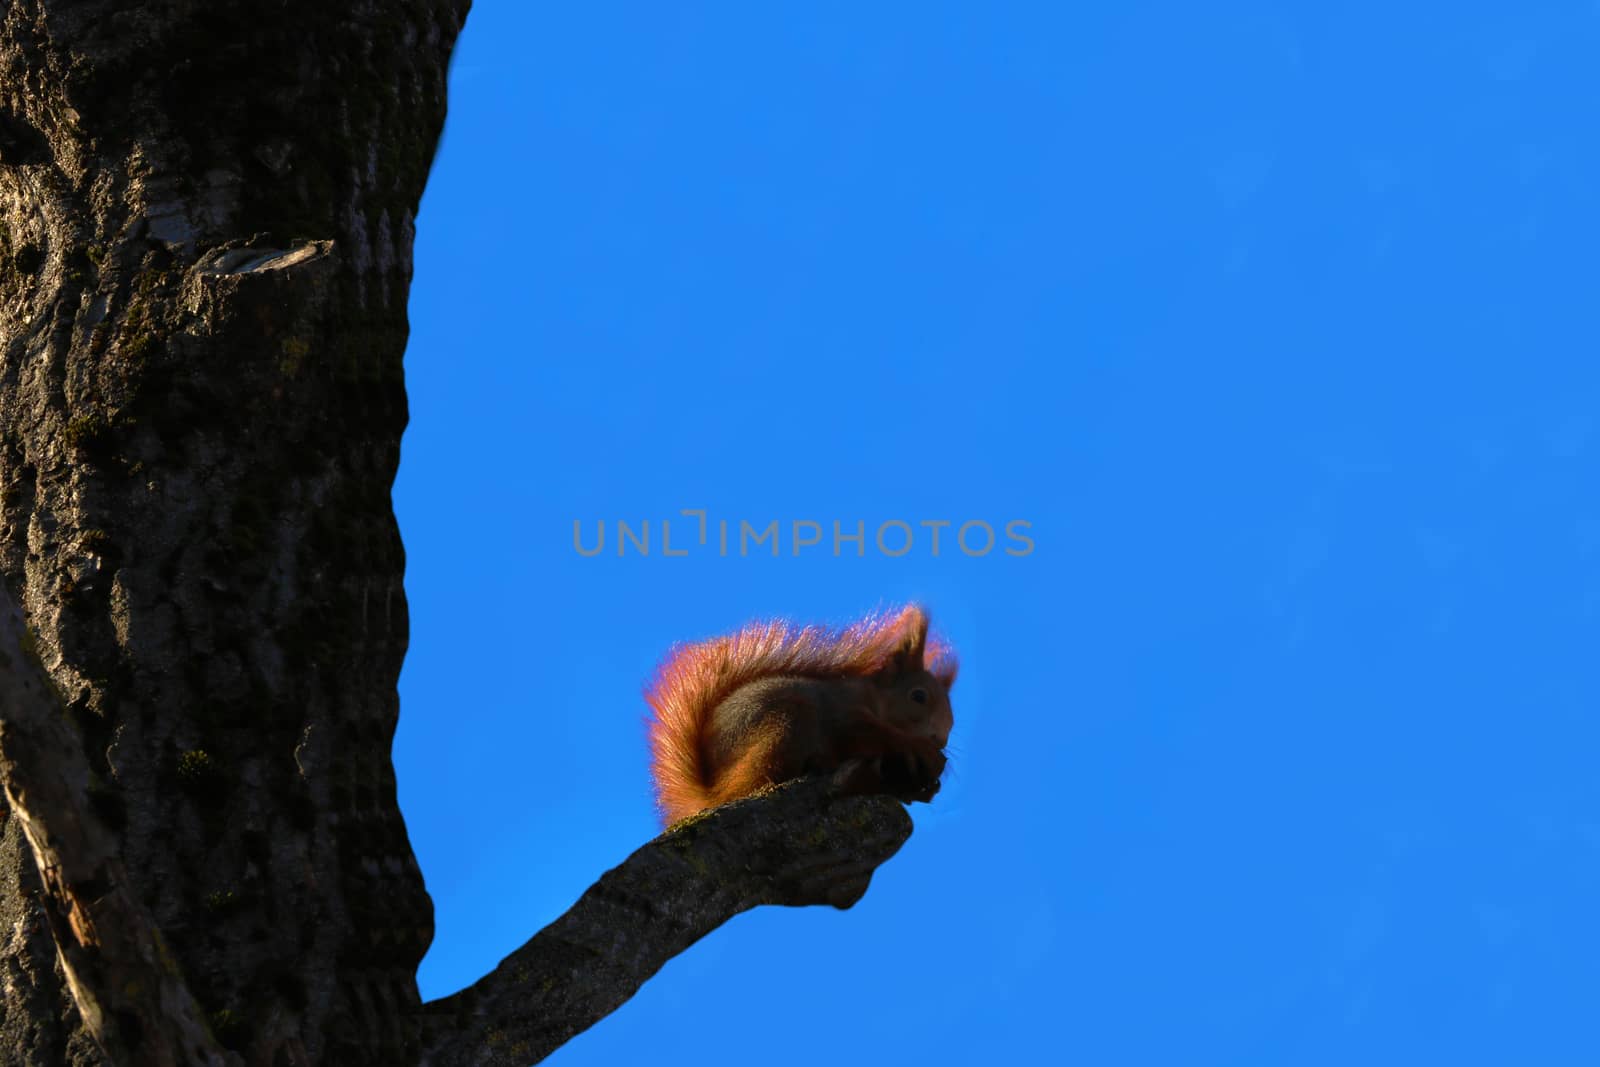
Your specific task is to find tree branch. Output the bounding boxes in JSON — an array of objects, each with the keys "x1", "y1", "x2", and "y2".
[
  {"x1": 417, "y1": 780, "x2": 914, "y2": 1067},
  {"x1": 0, "y1": 581, "x2": 239, "y2": 1067}
]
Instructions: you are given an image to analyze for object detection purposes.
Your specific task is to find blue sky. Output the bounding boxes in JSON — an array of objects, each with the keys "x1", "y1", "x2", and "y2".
[{"x1": 393, "y1": 4, "x2": 1598, "y2": 1064}]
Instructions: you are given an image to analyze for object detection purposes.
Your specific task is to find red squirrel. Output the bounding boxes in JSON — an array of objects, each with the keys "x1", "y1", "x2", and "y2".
[{"x1": 645, "y1": 604, "x2": 958, "y2": 826}]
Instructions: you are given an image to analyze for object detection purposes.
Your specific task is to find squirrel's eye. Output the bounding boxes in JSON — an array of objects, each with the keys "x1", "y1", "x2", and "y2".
[{"x1": 909, "y1": 688, "x2": 928, "y2": 705}]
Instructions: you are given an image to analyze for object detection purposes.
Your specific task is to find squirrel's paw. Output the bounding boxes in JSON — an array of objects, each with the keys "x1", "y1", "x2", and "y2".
[
  {"x1": 881, "y1": 743, "x2": 945, "y2": 803},
  {"x1": 831, "y1": 746, "x2": 945, "y2": 804}
]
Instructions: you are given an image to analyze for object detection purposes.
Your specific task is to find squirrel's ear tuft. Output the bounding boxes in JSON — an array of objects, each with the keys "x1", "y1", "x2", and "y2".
[{"x1": 886, "y1": 604, "x2": 929, "y2": 674}]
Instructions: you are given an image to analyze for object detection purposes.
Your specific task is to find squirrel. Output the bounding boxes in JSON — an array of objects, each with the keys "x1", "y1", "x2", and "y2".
[{"x1": 645, "y1": 604, "x2": 958, "y2": 826}]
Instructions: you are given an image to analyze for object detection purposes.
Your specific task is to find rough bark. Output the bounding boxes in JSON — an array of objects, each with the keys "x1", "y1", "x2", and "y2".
[
  {"x1": 0, "y1": 4, "x2": 918, "y2": 1065},
  {"x1": 0, "y1": 582, "x2": 231, "y2": 1066},
  {"x1": 0, "y1": 3, "x2": 472, "y2": 1062}
]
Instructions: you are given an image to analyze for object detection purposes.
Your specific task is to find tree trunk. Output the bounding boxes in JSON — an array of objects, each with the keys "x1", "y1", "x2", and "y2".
[
  {"x1": 0, "y1": 3, "x2": 471, "y2": 1062},
  {"x1": 0, "y1": 5, "x2": 916, "y2": 1065}
]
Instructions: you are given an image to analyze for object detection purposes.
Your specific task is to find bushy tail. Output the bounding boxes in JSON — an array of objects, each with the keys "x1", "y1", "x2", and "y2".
[{"x1": 643, "y1": 604, "x2": 953, "y2": 826}]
